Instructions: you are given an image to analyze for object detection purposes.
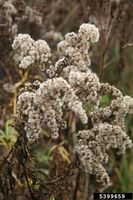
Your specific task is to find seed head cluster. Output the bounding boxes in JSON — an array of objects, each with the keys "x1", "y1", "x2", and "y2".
[
  {"x1": 13, "y1": 23, "x2": 133, "y2": 189},
  {"x1": 0, "y1": 0, "x2": 42, "y2": 37},
  {"x1": 12, "y1": 34, "x2": 51, "y2": 70},
  {"x1": 17, "y1": 78, "x2": 87, "y2": 139}
]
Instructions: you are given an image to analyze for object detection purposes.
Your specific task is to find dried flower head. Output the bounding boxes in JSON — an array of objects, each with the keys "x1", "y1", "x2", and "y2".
[
  {"x1": 0, "y1": 0, "x2": 18, "y2": 36},
  {"x1": 17, "y1": 78, "x2": 87, "y2": 140},
  {"x1": 56, "y1": 23, "x2": 99, "y2": 73},
  {"x1": 13, "y1": 22, "x2": 133, "y2": 190},
  {"x1": 12, "y1": 34, "x2": 51, "y2": 70}
]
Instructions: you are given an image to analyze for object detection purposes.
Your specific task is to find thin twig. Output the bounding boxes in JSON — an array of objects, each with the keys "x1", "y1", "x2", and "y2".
[
  {"x1": 83, "y1": 173, "x2": 89, "y2": 200},
  {"x1": 0, "y1": 134, "x2": 22, "y2": 171},
  {"x1": 122, "y1": 43, "x2": 133, "y2": 48},
  {"x1": 21, "y1": 161, "x2": 36, "y2": 200},
  {"x1": 99, "y1": 5, "x2": 121, "y2": 80},
  {"x1": 73, "y1": 171, "x2": 80, "y2": 200}
]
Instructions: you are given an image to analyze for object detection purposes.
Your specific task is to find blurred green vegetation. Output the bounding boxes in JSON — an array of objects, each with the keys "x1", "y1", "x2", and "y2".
[{"x1": 0, "y1": 119, "x2": 17, "y2": 148}]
